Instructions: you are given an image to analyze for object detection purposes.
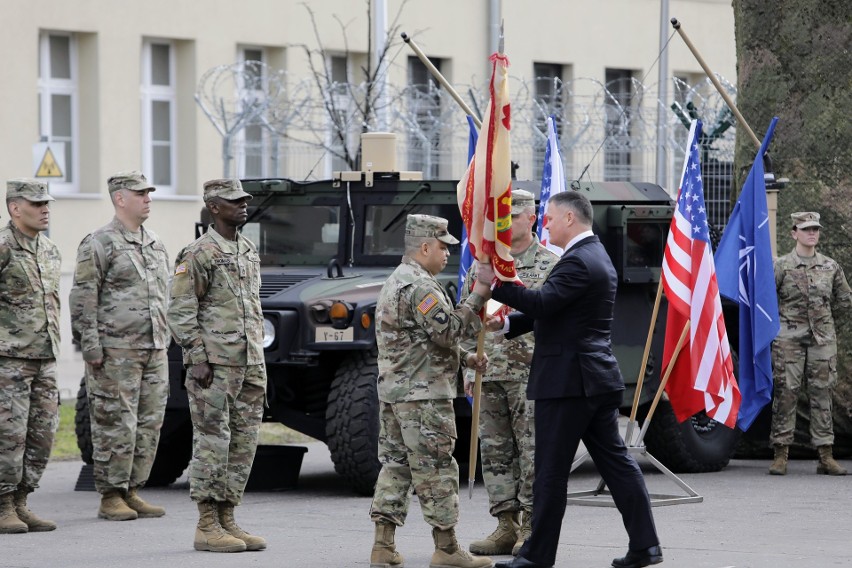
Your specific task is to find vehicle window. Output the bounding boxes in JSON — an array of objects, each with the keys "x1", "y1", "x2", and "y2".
[
  {"x1": 244, "y1": 203, "x2": 341, "y2": 263},
  {"x1": 362, "y1": 204, "x2": 462, "y2": 256},
  {"x1": 625, "y1": 221, "x2": 666, "y2": 268}
]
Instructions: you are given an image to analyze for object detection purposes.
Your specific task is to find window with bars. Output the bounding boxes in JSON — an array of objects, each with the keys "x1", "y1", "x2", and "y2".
[
  {"x1": 238, "y1": 47, "x2": 270, "y2": 178},
  {"x1": 532, "y1": 62, "x2": 565, "y2": 175},
  {"x1": 407, "y1": 56, "x2": 443, "y2": 179},
  {"x1": 604, "y1": 68, "x2": 635, "y2": 181},
  {"x1": 38, "y1": 31, "x2": 78, "y2": 191},
  {"x1": 141, "y1": 40, "x2": 177, "y2": 192}
]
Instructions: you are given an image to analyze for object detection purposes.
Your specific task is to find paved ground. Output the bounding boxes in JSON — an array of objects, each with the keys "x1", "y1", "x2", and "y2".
[{"x1": 6, "y1": 441, "x2": 852, "y2": 568}]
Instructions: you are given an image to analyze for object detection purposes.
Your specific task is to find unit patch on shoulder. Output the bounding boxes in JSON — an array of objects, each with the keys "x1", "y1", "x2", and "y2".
[
  {"x1": 417, "y1": 293, "x2": 439, "y2": 315},
  {"x1": 174, "y1": 263, "x2": 188, "y2": 276}
]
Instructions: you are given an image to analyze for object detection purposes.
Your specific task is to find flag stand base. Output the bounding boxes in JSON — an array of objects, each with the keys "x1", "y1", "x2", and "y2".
[{"x1": 565, "y1": 445, "x2": 703, "y2": 507}]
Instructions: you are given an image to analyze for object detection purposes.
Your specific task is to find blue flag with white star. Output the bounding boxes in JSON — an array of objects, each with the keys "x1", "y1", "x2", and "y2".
[{"x1": 714, "y1": 117, "x2": 780, "y2": 431}]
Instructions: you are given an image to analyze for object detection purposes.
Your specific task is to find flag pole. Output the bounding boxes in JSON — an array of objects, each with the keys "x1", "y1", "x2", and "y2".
[
  {"x1": 670, "y1": 18, "x2": 761, "y2": 150},
  {"x1": 401, "y1": 32, "x2": 482, "y2": 129},
  {"x1": 635, "y1": 321, "x2": 690, "y2": 447},
  {"x1": 468, "y1": 322, "x2": 486, "y2": 499},
  {"x1": 623, "y1": 277, "x2": 665, "y2": 446}
]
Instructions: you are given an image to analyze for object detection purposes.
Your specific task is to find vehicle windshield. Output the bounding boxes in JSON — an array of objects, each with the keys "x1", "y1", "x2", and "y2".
[
  {"x1": 240, "y1": 196, "x2": 462, "y2": 266},
  {"x1": 242, "y1": 202, "x2": 342, "y2": 265}
]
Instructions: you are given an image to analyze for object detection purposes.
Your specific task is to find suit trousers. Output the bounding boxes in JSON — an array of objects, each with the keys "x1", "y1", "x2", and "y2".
[{"x1": 520, "y1": 391, "x2": 658, "y2": 566}]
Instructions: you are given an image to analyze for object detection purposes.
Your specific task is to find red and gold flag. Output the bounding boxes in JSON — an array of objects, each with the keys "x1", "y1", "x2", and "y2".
[{"x1": 457, "y1": 53, "x2": 520, "y2": 283}]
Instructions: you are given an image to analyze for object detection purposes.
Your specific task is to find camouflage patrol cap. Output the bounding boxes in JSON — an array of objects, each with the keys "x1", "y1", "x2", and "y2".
[
  {"x1": 511, "y1": 189, "x2": 536, "y2": 215},
  {"x1": 405, "y1": 214, "x2": 459, "y2": 245},
  {"x1": 791, "y1": 211, "x2": 822, "y2": 229},
  {"x1": 108, "y1": 170, "x2": 155, "y2": 193},
  {"x1": 203, "y1": 178, "x2": 253, "y2": 203},
  {"x1": 6, "y1": 178, "x2": 54, "y2": 202}
]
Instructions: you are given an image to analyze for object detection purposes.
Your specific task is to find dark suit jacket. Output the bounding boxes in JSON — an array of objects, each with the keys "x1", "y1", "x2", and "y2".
[{"x1": 491, "y1": 234, "x2": 625, "y2": 400}]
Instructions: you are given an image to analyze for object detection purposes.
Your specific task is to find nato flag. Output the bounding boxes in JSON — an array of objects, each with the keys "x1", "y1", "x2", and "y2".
[{"x1": 714, "y1": 117, "x2": 780, "y2": 431}]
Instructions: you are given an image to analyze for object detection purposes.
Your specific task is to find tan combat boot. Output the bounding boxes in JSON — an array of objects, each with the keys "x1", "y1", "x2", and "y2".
[
  {"x1": 768, "y1": 445, "x2": 788, "y2": 476},
  {"x1": 125, "y1": 487, "x2": 165, "y2": 518},
  {"x1": 370, "y1": 521, "x2": 404, "y2": 567},
  {"x1": 430, "y1": 527, "x2": 493, "y2": 568},
  {"x1": 194, "y1": 501, "x2": 246, "y2": 553},
  {"x1": 218, "y1": 502, "x2": 266, "y2": 551},
  {"x1": 817, "y1": 445, "x2": 847, "y2": 476},
  {"x1": 98, "y1": 490, "x2": 138, "y2": 521},
  {"x1": 13, "y1": 488, "x2": 56, "y2": 531},
  {"x1": 0, "y1": 492, "x2": 28, "y2": 534},
  {"x1": 512, "y1": 508, "x2": 532, "y2": 556},
  {"x1": 469, "y1": 511, "x2": 518, "y2": 555}
]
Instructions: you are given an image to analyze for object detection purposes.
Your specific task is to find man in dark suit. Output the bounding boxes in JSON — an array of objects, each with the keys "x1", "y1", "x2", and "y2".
[{"x1": 490, "y1": 191, "x2": 662, "y2": 568}]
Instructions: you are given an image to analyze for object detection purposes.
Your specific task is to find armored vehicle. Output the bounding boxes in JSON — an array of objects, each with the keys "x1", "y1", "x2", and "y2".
[{"x1": 75, "y1": 165, "x2": 744, "y2": 495}]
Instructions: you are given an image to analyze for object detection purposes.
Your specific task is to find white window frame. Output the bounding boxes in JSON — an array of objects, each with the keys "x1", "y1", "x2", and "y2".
[
  {"x1": 38, "y1": 31, "x2": 79, "y2": 193},
  {"x1": 141, "y1": 39, "x2": 177, "y2": 194}
]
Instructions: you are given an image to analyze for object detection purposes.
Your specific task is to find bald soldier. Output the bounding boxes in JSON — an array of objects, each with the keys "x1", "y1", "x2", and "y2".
[
  {"x1": 369, "y1": 214, "x2": 495, "y2": 568},
  {"x1": 461, "y1": 190, "x2": 558, "y2": 557},
  {"x1": 769, "y1": 211, "x2": 852, "y2": 476},
  {"x1": 70, "y1": 171, "x2": 170, "y2": 520},
  {"x1": 168, "y1": 179, "x2": 266, "y2": 553},
  {"x1": 0, "y1": 179, "x2": 61, "y2": 534}
]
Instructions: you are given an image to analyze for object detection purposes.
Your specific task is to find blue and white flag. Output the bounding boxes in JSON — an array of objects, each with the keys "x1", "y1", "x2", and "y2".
[
  {"x1": 456, "y1": 115, "x2": 479, "y2": 302},
  {"x1": 538, "y1": 115, "x2": 565, "y2": 255},
  {"x1": 714, "y1": 117, "x2": 780, "y2": 431}
]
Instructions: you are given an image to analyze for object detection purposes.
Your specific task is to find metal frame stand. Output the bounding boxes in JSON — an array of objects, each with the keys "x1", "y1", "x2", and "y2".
[{"x1": 566, "y1": 417, "x2": 703, "y2": 507}]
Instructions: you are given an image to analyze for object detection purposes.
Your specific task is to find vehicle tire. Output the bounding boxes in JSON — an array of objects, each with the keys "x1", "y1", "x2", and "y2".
[
  {"x1": 644, "y1": 400, "x2": 740, "y2": 473},
  {"x1": 74, "y1": 378, "x2": 94, "y2": 465},
  {"x1": 325, "y1": 348, "x2": 381, "y2": 496},
  {"x1": 74, "y1": 379, "x2": 192, "y2": 486}
]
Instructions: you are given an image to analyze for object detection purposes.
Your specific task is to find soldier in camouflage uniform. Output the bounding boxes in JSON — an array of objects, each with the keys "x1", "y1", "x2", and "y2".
[
  {"x1": 769, "y1": 212, "x2": 852, "y2": 476},
  {"x1": 369, "y1": 214, "x2": 494, "y2": 568},
  {"x1": 168, "y1": 179, "x2": 266, "y2": 554},
  {"x1": 461, "y1": 190, "x2": 558, "y2": 557},
  {"x1": 70, "y1": 171, "x2": 170, "y2": 520},
  {"x1": 0, "y1": 179, "x2": 60, "y2": 534}
]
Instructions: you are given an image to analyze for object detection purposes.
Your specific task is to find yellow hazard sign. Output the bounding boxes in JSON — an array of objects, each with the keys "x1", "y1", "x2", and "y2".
[
  {"x1": 32, "y1": 142, "x2": 66, "y2": 181},
  {"x1": 36, "y1": 147, "x2": 64, "y2": 177}
]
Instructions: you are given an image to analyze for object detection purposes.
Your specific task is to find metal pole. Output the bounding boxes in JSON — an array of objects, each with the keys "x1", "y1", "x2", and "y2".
[
  {"x1": 654, "y1": 0, "x2": 670, "y2": 188},
  {"x1": 401, "y1": 33, "x2": 482, "y2": 129},
  {"x1": 670, "y1": 18, "x2": 761, "y2": 149},
  {"x1": 373, "y1": 0, "x2": 389, "y2": 130}
]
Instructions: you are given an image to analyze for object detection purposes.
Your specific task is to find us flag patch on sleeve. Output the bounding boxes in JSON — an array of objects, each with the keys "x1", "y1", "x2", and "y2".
[
  {"x1": 417, "y1": 293, "x2": 439, "y2": 315},
  {"x1": 175, "y1": 263, "x2": 188, "y2": 275}
]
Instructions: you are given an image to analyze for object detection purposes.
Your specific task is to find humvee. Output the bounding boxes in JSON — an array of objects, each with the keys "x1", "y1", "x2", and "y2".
[{"x1": 75, "y1": 157, "x2": 745, "y2": 495}]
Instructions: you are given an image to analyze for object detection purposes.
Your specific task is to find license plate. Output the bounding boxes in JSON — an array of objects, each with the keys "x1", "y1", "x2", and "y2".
[{"x1": 315, "y1": 327, "x2": 354, "y2": 342}]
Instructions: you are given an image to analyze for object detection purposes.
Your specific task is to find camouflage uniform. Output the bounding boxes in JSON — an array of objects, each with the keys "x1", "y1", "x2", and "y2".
[
  {"x1": 370, "y1": 215, "x2": 486, "y2": 531},
  {"x1": 167, "y1": 180, "x2": 266, "y2": 506},
  {"x1": 70, "y1": 172, "x2": 170, "y2": 494},
  {"x1": 0, "y1": 179, "x2": 61, "y2": 497},
  {"x1": 461, "y1": 234, "x2": 557, "y2": 517},
  {"x1": 771, "y1": 246, "x2": 852, "y2": 447}
]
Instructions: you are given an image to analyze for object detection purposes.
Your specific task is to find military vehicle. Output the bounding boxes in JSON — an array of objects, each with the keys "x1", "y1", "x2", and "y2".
[{"x1": 74, "y1": 141, "x2": 747, "y2": 495}]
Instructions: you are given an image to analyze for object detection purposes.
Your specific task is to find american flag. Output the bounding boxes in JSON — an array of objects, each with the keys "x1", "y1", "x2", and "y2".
[{"x1": 661, "y1": 120, "x2": 740, "y2": 428}]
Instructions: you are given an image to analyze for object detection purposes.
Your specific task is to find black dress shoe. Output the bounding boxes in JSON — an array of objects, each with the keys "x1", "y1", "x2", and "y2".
[
  {"x1": 612, "y1": 545, "x2": 663, "y2": 568},
  {"x1": 495, "y1": 555, "x2": 553, "y2": 568}
]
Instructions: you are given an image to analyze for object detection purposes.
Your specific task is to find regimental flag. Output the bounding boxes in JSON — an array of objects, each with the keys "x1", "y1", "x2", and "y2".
[
  {"x1": 538, "y1": 115, "x2": 565, "y2": 255},
  {"x1": 457, "y1": 115, "x2": 479, "y2": 302},
  {"x1": 714, "y1": 117, "x2": 780, "y2": 431},
  {"x1": 457, "y1": 53, "x2": 520, "y2": 283},
  {"x1": 661, "y1": 120, "x2": 741, "y2": 428}
]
